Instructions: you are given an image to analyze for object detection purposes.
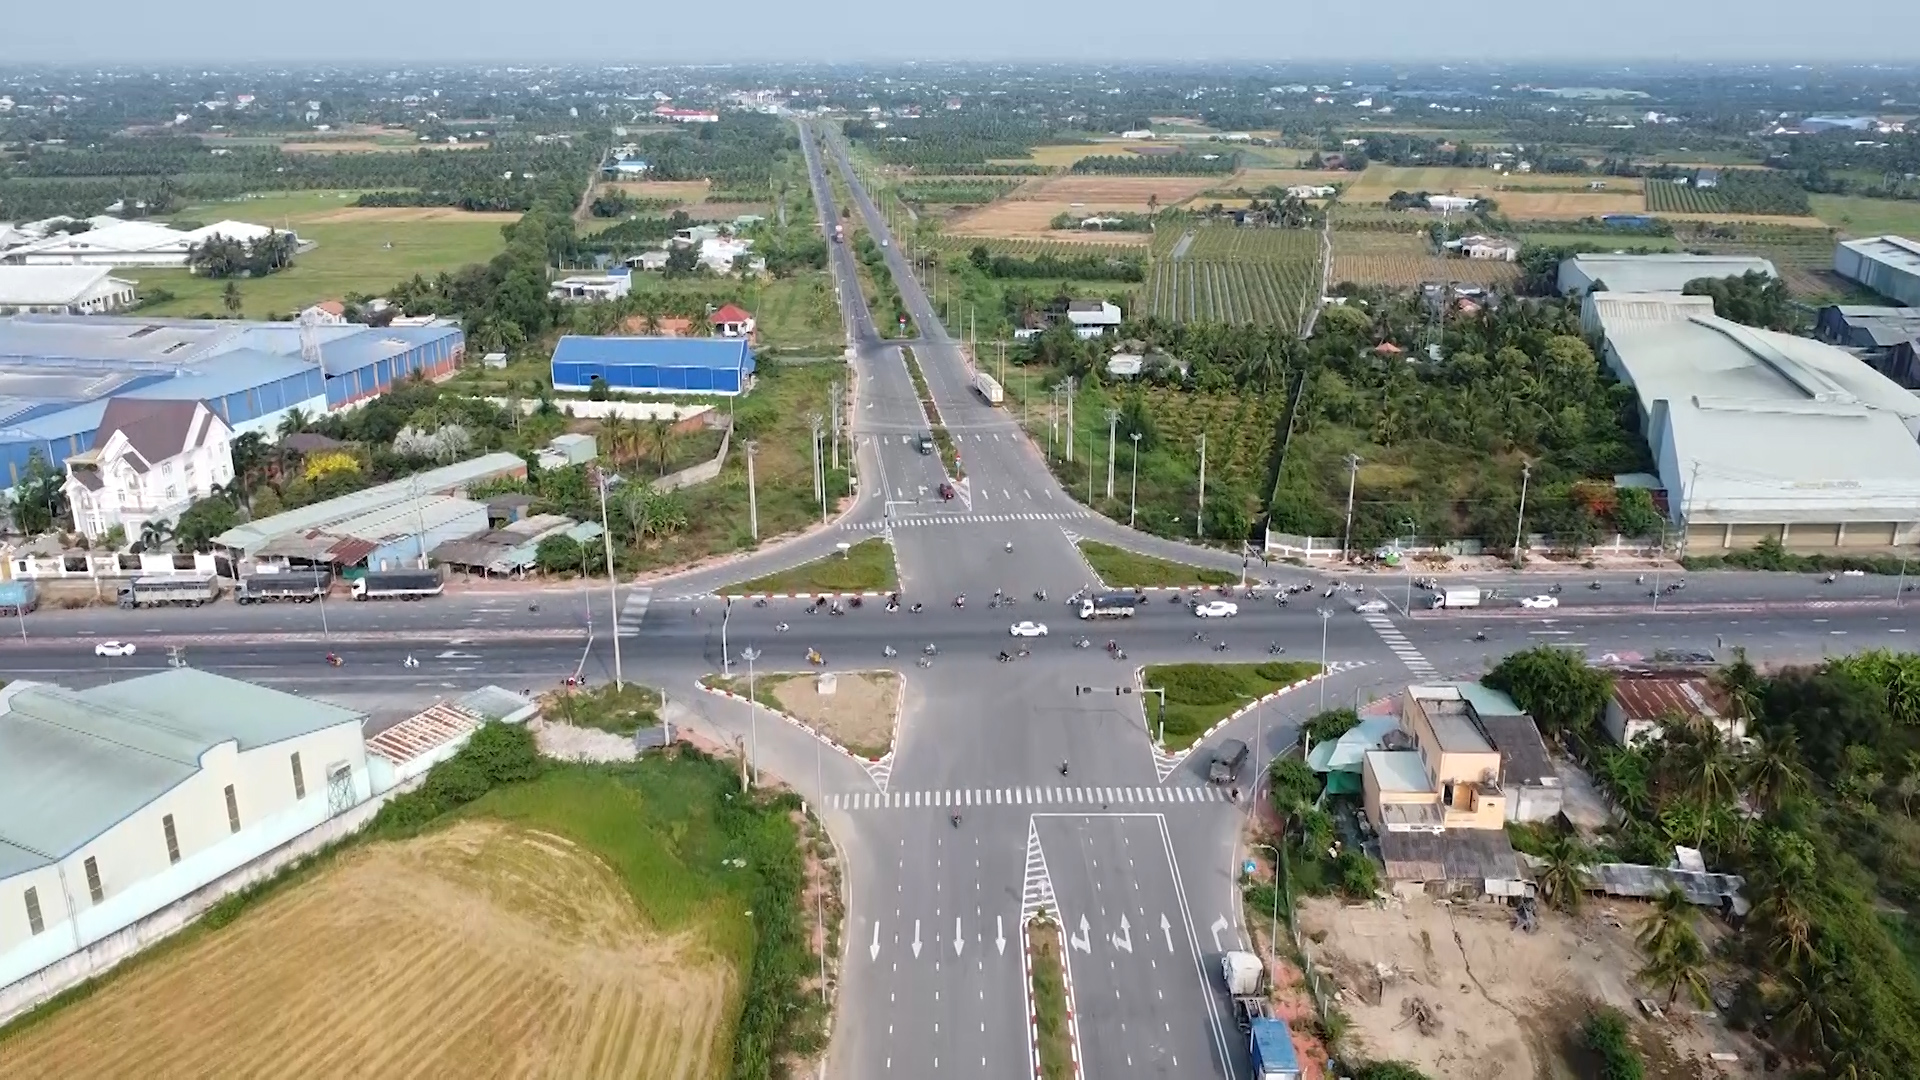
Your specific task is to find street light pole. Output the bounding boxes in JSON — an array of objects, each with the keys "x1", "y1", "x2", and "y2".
[
  {"x1": 596, "y1": 469, "x2": 623, "y2": 689},
  {"x1": 1254, "y1": 842, "x2": 1282, "y2": 966},
  {"x1": 1341, "y1": 454, "x2": 1360, "y2": 563},
  {"x1": 1105, "y1": 409, "x2": 1120, "y2": 500},
  {"x1": 741, "y1": 646, "x2": 761, "y2": 788},
  {"x1": 1513, "y1": 460, "x2": 1532, "y2": 566},
  {"x1": 744, "y1": 440, "x2": 760, "y2": 542},
  {"x1": 1196, "y1": 432, "x2": 1207, "y2": 541},
  {"x1": 1129, "y1": 432, "x2": 1142, "y2": 529},
  {"x1": 1900, "y1": 556, "x2": 1910, "y2": 607},
  {"x1": 1401, "y1": 518, "x2": 1416, "y2": 615},
  {"x1": 1317, "y1": 607, "x2": 1332, "y2": 713}
]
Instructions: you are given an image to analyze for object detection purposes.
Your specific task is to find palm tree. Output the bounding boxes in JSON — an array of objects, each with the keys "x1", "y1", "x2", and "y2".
[
  {"x1": 1774, "y1": 957, "x2": 1849, "y2": 1060},
  {"x1": 1741, "y1": 728, "x2": 1811, "y2": 813},
  {"x1": 277, "y1": 407, "x2": 311, "y2": 439},
  {"x1": 139, "y1": 519, "x2": 173, "y2": 553},
  {"x1": 1638, "y1": 928, "x2": 1713, "y2": 1010},
  {"x1": 222, "y1": 280, "x2": 243, "y2": 316},
  {"x1": 1535, "y1": 834, "x2": 1594, "y2": 913},
  {"x1": 648, "y1": 417, "x2": 676, "y2": 476},
  {"x1": 598, "y1": 413, "x2": 627, "y2": 465},
  {"x1": 1636, "y1": 886, "x2": 1698, "y2": 959},
  {"x1": 1663, "y1": 722, "x2": 1742, "y2": 820}
]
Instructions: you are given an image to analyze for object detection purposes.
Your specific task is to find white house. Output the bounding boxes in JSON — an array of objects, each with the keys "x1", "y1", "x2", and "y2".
[
  {"x1": 299, "y1": 300, "x2": 347, "y2": 325},
  {"x1": 1067, "y1": 300, "x2": 1123, "y2": 339},
  {"x1": 1120, "y1": 129, "x2": 1155, "y2": 140},
  {"x1": 62, "y1": 398, "x2": 234, "y2": 543},
  {"x1": 0, "y1": 266, "x2": 137, "y2": 314},
  {"x1": 1286, "y1": 185, "x2": 1339, "y2": 199},
  {"x1": 1447, "y1": 235, "x2": 1520, "y2": 262},
  {"x1": 710, "y1": 303, "x2": 756, "y2": 338},
  {"x1": 0, "y1": 672, "x2": 370, "y2": 1017},
  {"x1": 1427, "y1": 195, "x2": 1479, "y2": 214},
  {"x1": 548, "y1": 271, "x2": 632, "y2": 303}
]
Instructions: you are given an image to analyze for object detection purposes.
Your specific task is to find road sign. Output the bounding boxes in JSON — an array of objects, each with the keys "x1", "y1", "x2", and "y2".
[{"x1": 1243, "y1": 859, "x2": 1258, "y2": 876}]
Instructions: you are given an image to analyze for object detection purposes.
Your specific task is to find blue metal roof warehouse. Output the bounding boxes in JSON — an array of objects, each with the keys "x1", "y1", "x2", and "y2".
[
  {"x1": 550, "y1": 335, "x2": 756, "y2": 396},
  {"x1": 0, "y1": 314, "x2": 464, "y2": 489}
]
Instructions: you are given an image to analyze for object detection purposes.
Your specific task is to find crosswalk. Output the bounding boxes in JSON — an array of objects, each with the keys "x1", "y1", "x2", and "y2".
[
  {"x1": 617, "y1": 588, "x2": 652, "y2": 638},
  {"x1": 844, "y1": 510, "x2": 1091, "y2": 532},
  {"x1": 1363, "y1": 612, "x2": 1438, "y2": 678},
  {"x1": 826, "y1": 784, "x2": 1231, "y2": 810}
]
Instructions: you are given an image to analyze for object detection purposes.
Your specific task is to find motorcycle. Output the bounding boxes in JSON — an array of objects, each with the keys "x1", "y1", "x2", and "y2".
[
  {"x1": 1267, "y1": 644, "x2": 1285, "y2": 655},
  {"x1": 562, "y1": 674, "x2": 588, "y2": 687},
  {"x1": 1212, "y1": 641, "x2": 1231, "y2": 652},
  {"x1": 1034, "y1": 589, "x2": 1048, "y2": 602},
  {"x1": 325, "y1": 653, "x2": 343, "y2": 667},
  {"x1": 951, "y1": 813, "x2": 962, "y2": 828},
  {"x1": 403, "y1": 655, "x2": 419, "y2": 668},
  {"x1": 988, "y1": 598, "x2": 1000, "y2": 610},
  {"x1": 829, "y1": 605, "x2": 845, "y2": 617},
  {"x1": 807, "y1": 649, "x2": 825, "y2": 666},
  {"x1": 911, "y1": 602, "x2": 924, "y2": 613},
  {"x1": 850, "y1": 595, "x2": 864, "y2": 609},
  {"x1": 1474, "y1": 630, "x2": 1487, "y2": 641},
  {"x1": 953, "y1": 595, "x2": 966, "y2": 608},
  {"x1": 917, "y1": 657, "x2": 933, "y2": 668},
  {"x1": 775, "y1": 622, "x2": 791, "y2": 633},
  {"x1": 1112, "y1": 648, "x2": 1127, "y2": 660},
  {"x1": 1588, "y1": 581, "x2": 1603, "y2": 591},
  {"x1": 1059, "y1": 761, "x2": 1070, "y2": 777},
  {"x1": 1075, "y1": 637, "x2": 1092, "y2": 649},
  {"x1": 924, "y1": 644, "x2": 938, "y2": 655},
  {"x1": 1168, "y1": 593, "x2": 1183, "y2": 604},
  {"x1": 754, "y1": 598, "x2": 769, "y2": 608},
  {"x1": 883, "y1": 645, "x2": 898, "y2": 658},
  {"x1": 997, "y1": 651, "x2": 1013, "y2": 663},
  {"x1": 1548, "y1": 583, "x2": 1563, "y2": 594}
]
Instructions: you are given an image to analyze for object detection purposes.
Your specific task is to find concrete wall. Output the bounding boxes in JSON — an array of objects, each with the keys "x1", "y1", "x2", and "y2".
[
  {"x1": 5, "y1": 550, "x2": 224, "y2": 583},
  {"x1": 1264, "y1": 529, "x2": 1664, "y2": 560},
  {"x1": 654, "y1": 422, "x2": 733, "y2": 493},
  {"x1": 1507, "y1": 784, "x2": 1565, "y2": 823},
  {"x1": 487, "y1": 397, "x2": 714, "y2": 424}
]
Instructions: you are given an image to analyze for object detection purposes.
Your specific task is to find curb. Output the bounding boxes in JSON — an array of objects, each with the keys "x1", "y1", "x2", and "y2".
[
  {"x1": 694, "y1": 675, "x2": 896, "y2": 767},
  {"x1": 1148, "y1": 664, "x2": 1360, "y2": 767},
  {"x1": 1022, "y1": 913, "x2": 1084, "y2": 1080},
  {"x1": 717, "y1": 590, "x2": 892, "y2": 601},
  {"x1": 1410, "y1": 597, "x2": 1906, "y2": 619}
]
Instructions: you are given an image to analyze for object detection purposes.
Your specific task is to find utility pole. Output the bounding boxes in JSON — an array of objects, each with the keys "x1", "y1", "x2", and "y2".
[
  {"x1": 1064, "y1": 377, "x2": 1076, "y2": 464},
  {"x1": 829, "y1": 380, "x2": 842, "y2": 471},
  {"x1": 1513, "y1": 460, "x2": 1532, "y2": 566},
  {"x1": 1105, "y1": 409, "x2": 1121, "y2": 499},
  {"x1": 808, "y1": 412, "x2": 826, "y2": 524},
  {"x1": 1196, "y1": 433, "x2": 1207, "y2": 541},
  {"x1": 595, "y1": 468, "x2": 623, "y2": 689},
  {"x1": 1129, "y1": 432, "x2": 1143, "y2": 529},
  {"x1": 745, "y1": 441, "x2": 760, "y2": 542},
  {"x1": 1341, "y1": 453, "x2": 1361, "y2": 563}
]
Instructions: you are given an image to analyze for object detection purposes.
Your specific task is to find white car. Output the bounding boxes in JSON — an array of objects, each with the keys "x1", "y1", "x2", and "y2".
[
  {"x1": 1353, "y1": 599, "x2": 1389, "y2": 614},
  {"x1": 94, "y1": 640, "x2": 137, "y2": 658},
  {"x1": 1193, "y1": 600, "x2": 1239, "y2": 618},
  {"x1": 1010, "y1": 621, "x2": 1049, "y2": 638},
  {"x1": 1520, "y1": 595, "x2": 1560, "y2": 610}
]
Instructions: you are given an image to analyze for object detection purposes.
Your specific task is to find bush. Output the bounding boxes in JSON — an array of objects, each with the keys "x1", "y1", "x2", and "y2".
[
  {"x1": 1337, "y1": 849, "x2": 1380, "y2": 898},
  {"x1": 1583, "y1": 1008, "x2": 1646, "y2": 1080},
  {"x1": 370, "y1": 722, "x2": 544, "y2": 837}
]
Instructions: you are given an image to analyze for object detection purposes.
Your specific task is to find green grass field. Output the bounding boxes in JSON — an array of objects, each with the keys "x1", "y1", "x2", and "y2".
[
  {"x1": 1078, "y1": 541, "x2": 1236, "y2": 588},
  {"x1": 727, "y1": 537, "x2": 898, "y2": 596},
  {"x1": 1517, "y1": 232, "x2": 1679, "y2": 251},
  {"x1": 1811, "y1": 195, "x2": 1920, "y2": 239},
  {"x1": 131, "y1": 189, "x2": 513, "y2": 318},
  {"x1": 1143, "y1": 661, "x2": 1323, "y2": 751}
]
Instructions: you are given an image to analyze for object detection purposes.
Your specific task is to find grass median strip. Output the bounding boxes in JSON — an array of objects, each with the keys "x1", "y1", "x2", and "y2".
[
  {"x1": 901, "y1": 347, "x2": 963, "y2": 478},
  {"x1": 1143, "y1": 660, "x2": 1323, "y2": 751},
  {"x1": 702, "y1": 669, "x2": 901, "y2": 759},
  {"x1": 1028, "y1": 916, "x2": 1076, "y2": 1080},
  {"x1": 1078, "y1": 540, "x2": 1237, "y2": 588},
  {"x1": 728, "y1": 537, "x2": 899, "y2": 595}
]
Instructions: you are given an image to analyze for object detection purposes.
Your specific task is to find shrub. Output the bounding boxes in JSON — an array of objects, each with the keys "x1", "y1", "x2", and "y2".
[{"x1": 1583, "y1": 1007, "x2": 1646, "y2": 1080}]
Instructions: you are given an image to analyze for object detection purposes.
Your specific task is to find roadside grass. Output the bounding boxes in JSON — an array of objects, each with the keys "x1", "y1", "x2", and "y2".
[
  {"x1": 1810, "y1": 194, "x2": 1920, "y2": 239},
  {"x1": 1143, "y1": 661, "x2": 1323, "y2": 751},
  {"x1": 545, "y1": 682, "x2": 663, "y2": 735},
  {"x1": 1078, "y1": 540, "x2": 1237, "y2": 588},
  {"x1": 1028, "y1": 916, "x2": 1076, "y2": 1080},
  {"x1": 727, "y1": 537, "x2": 898, "y2": 595}
]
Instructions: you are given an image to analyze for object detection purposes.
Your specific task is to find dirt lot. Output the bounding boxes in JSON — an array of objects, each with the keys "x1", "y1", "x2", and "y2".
[
  {"x1": 0, "y1": 822, "x2": 734, "y2": 1079},
  {"x1": 770, "y1": 670, "x2": 902, "y2": 758},
  {"x1": 946, "y1": 174, "x2": 1209, "y2": 243},
  {"x1": 301, "y1": 206, "x2": 525, "y2": 224},
  {"x1": 605, "y1": 180, "x2": 714, "y2": 203},
  {"x1": 1298, "y1": 894, "x2": 1756, "y2": 1079}
]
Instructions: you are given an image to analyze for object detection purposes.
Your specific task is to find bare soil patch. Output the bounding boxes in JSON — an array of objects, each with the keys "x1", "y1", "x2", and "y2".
[
  {"x1": 0, "y1": 821, "x2": 734, "y2": 1079},
  {"x1": 281, "y1": 140, "x2": 487, "y2": 154},
  {"x1": 1488, "y1": 191, "x2": 1649, "y2": 218},
  {"x1": 769, "y1": 669, "x2": 902, "y2": 759},
  {"x1": 1298, "y1": 895, "x2": 1757, "y2": 1079},
  {"x1": 605, "y1": 180, "x2": 714, "y2": 203},
  {"x1": 302, "y1": 206, "x2": 525, "y2": 224}
]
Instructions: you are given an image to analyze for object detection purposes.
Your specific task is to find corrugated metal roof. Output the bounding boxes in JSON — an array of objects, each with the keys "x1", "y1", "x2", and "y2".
[
  {"x1": 1366, "y1": 749, "x2": 1431, "y2": 792},
  {"x1": 552, "y1": 335, "x2": 753, "y2": 371},
  {"x1": 1611, "y1": 675, "x2": 1726, "y2": 721},
  {"x1": 214, "y1": 452, "x2": 524, "y2": 552},
  {"x1": 1564, "y1": 253, "x2": 1778, "y2": 294}
]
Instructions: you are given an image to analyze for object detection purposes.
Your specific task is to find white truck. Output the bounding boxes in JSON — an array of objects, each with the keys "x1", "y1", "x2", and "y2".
[
  {"x1": 117, "y1": 575, "x2": 220, "y2": 609},
  {"x1": 973, "y1": 371, "x2": 1004, "y2": 406},
  {"x1": 1078, "y1": 592, "x2": 1139, "y2": 619},
  {"x1": 351, "y1": 569, "x2": 446, "y2": 601},
  {"x1": 1430, "y1": 586, "x2": 1482, "y2": 610}
]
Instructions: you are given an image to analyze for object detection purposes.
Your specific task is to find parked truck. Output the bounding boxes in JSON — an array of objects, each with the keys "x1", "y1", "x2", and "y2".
[
  {"x1": 1208, "y1": 739, "x2": 1249, "y2": 784},
  {"x1": 1430, "y1": 586, "x2": 1482, "y2": 610},
  {"x1": 1078, "y1": 592, "x2": 1139, "y2": 619},
  {"x1": 1223, "y1": 950, "x2": 1303, "y2": 1080},
  {"x1": 351, "y1": 569, "x2": 445, "y2": 601},
  {"x1": 117, "y1": 575, "x2": 219, "y2": 609},
  {"x1": 235, "y1": 570, "x2": 332, "y2": 605},
  {"x1": 0, "y1": 580, "x2": 37, "y2": 617},
  {"x1": 1248, "y1": 1017, "x2": 1302, "y2": 1079},
  {"x1": 973, "y1": 370, "x2": 1004, "y2": 405}
]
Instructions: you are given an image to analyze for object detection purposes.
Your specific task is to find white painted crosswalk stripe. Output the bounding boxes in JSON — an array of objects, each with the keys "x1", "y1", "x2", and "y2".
[
  {"x1": 842, "y1": 509, "x2": 1091, "y2": 532},
  {"x1": 826, "y1": 786, "x2": 1231, "y2": 810},
  {"x1": 616, "y1": 588, "x2": 653, "y2": 637}
]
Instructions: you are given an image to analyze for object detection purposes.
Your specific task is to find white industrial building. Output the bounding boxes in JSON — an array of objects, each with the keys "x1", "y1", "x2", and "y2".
[
  {"x1": 0, "y1": 671, "x2": 370, "y2": 1002},
  {"x1": 0, "y1": 266, "x2": 137, "y2": 315},
  {"x1": 1834, "y1": 235, "x2": 1920, "y2": 307},
  {"x1": 1590, "y1": 293, "x2": 1920, "y2": 552},
  {"x1": 1557, "y1": 253, "x2": 1778, "y2": 296},
  {"x1": 0, "y1": 218, "x2": 302, "y2": 269}
]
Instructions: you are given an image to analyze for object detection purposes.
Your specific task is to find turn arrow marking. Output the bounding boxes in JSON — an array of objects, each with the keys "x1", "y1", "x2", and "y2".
[
  {"x1": 1209, "y1": 915, "x2": 1232, "y2": 952},
  {"x1": 1112, "y1": 913, "x2": 1133, "y2": 954},
  {"x1": 1070, "y1": 913, "x2": 1092, "y2": 954}
]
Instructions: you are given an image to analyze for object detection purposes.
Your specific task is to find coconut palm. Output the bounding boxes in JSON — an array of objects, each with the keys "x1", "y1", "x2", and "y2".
[
  {"x1": 1637, "y1": 928, "x2": 1713, "y2": 1010},
  {"x1": 1535, "y1": 833, "x2": 1594, "y2": 913},
  {"x1": 649, "y1": 417, "x2": 677, "y2": 476},
  {"x1": 1741, "y1": 728, "x2": 1812, "y2": 813},
  {"x1": 598, "y1": 413, "x2": 627, "y2": 465},
  {"x1": 1663, "y1": 722, "x2": 1742, "y2": 819},
  {"x1": 277, "y1": 407, "x2": 311, "y2": 439},
  {"x1": 1774, "y1": 957, "x2": 1849, "y2": 1060},
  {"x1": 1636, "y1": 886, "x2": 1699, "y2": 959},
  {"x1": 138, "y1": 519, "x2": 173, "y2": 553}
]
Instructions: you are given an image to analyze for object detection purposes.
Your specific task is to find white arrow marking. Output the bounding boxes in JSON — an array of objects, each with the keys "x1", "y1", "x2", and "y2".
[
  {"x1": 1112, "y1": 913, "x2": 1133, "y2": 954},
  {"x1": 1161, "y1": 913, "x2": 1174, "y2": 953},
  {"x1": 870, "y1": 922, "x2": 882, "y2": 962},
  {"x1": 954, "y1": 917, "x2": 965, "y2": 957},
  {"x1": 996, "y1": 915, "x2": 1007, "y2": 956},
  {"x1": 912, "y1": 920, "x2": 923, "y2": 959},
  {"x1": 1210, "y1": 915, "x2": 1232, "y2": 952},
  {"x1": 436, "y1": 650, "x2": 479, "y2": 659},
  {"x1": 1070, "y1": 913, "x2": 1092, "y2": 954}
]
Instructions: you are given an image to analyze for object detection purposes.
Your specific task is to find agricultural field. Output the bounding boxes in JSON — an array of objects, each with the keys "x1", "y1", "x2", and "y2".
[
  {"x1": 1644, "y1": 181, "x2": 1730, "y2": 214},
  {"x1": 928, "y1": 234, "x2": 1140, "y2": 258},
  {"x1": 945, "y1": 174, "x2": 1215, "y2": 245},
  {"x1": 1226, "y1": 168, "x2": 1354, "y2": 192},
  {"x1": 0, "y1": 816, "x2": 739, "y2": 1079},
  {"x1": 1145, "y1": 227, "x2": 1320, "y2": 325},
  {"x1": 1671, "y1": 222, "x2": 1863, "y2": 301},
  {"x1": 998, "y1": 141, "x2": 1159, "y2": 167},
  {"x1": 1811, "y1": 194, "x2": 1920, "y2": 238},
  {"x1": 133, "y1": 188, "x2": 512, "y2": 318},
  {"x1": 603, "y1": 179, "x2": 718, "y2": 205},
  {"x1": 1487, "y1": 190, "x2": 1647, "y2": 218},
  {"x1": 1342, "y1": 166, "x2": 1645, "y2": 219},
  {"x1": 1333, "y1": 231, "x2": 1522, "y2": 289},
  {"x1": 1514, "y1": 231, "x2": 1680, "y2": 252}
]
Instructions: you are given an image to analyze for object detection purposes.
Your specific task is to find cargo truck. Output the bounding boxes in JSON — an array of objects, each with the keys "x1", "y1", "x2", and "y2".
[
  {"x1": 1223, "y1": 951, "x2": 1302, "y2": 1079},
  {"x1": 1248, "y1": 1017, "x2": 1302, "y2": 1079},
  {"x1": 117, "y1": 575, "x2": 220, "y2": 609},
  {"x1": 0, "y1": 580, "x2": 37, "y2": 617},
  {"x1": 1078, "y1": 592, "x2": 1139, "y2": 619},
  {"x1": 351, "y1": 569, "x2": 445, "y2": 601},
  {"x1": 973, "y1": 371, "x2": 1004, "y2": 405},
  {"x1": 1208, "y1": 739, "x2": 1249, "y2": 784},
  {"x1": 1430, "y1": 586, "x2": 1482, "y2": 610},
  {"x1": 235, "y1": 570, "x2": 332, "y2": 604}
]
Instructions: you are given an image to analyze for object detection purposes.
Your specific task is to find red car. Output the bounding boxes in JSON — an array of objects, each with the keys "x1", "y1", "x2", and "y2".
[{"x1": 939, "y1": 482, "x2": 955, "y2": 501}]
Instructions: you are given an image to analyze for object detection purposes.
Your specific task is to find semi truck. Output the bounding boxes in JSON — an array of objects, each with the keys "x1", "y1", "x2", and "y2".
[
  {"x1": 1078, "y1": 592, "x2": 1139, "y2": 619},
  {"x1": 0, "y1": 580, "x2": 37, "y2": 617},
  {"x1": 1248, "y1": 1017, "x2": 1302, "y2": 1079},
  {"x1": 1430, "y1": 586, "x2": 1482, "y2": 610},
  {"x1": 117, "y1": 575, "x2": 220, "y2": 609},
  {"x1": 235, "y1": 570, "x2": 332, "y2": 605},
  {"x1": 1223, "y1": 951, "x2": 1301, "y2": 1077},
  {"x1": 351, "y1": 570, "x2": 445, "y2": 601},
  {"x1": 973, "y1": 371, "x2": 1004, "y2": 405}
]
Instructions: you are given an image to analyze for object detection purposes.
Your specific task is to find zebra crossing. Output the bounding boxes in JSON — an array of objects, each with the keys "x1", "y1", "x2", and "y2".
[
  {"x1": 842, "y1": 510, "x2": 1090, "y2": 532},
  {"x1": 1363, "y1": 612, "x2": 1438, "y2": 677},
  {"x1": 826, "y1": 784, "x2": 1230, "y2": 810},
  {"x1": 617, "y1": 588, "x2": 652, "y2": 638}
]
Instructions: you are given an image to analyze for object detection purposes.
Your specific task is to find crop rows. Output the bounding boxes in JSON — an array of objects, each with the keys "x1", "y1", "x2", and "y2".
[
  {"x1": 1146, "y1": 258, "x2": 1316, "y2": 326},
  {"x1": 1645, "y1": 182, "x2": 1731, "y2": 214},
  {"x1": 1143, "y1": 390, "x2": 1284, "y2": 492},
  {"x1": 1181, "y1": 226, "x2": 1321, "y2": 262},
  {"x1": 930, "y1": 235, "x2": 1128, "y2": 257}
]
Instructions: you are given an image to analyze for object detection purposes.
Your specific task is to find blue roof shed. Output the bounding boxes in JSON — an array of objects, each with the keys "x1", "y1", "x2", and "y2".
[{"x1": 550, "y1": 336, "x2": 756, "y2": 396}]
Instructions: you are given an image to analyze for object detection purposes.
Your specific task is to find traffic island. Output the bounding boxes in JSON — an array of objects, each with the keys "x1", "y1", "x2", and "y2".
[
  {"x1": 1077, "y1": 541, "x2": 1237, "y2": 589},
  {"x1": 726, "y1": 537, "x2": 900, "y2": 598},
  {"x1": 701, "y1": 668, "x2": 903, "y2": 761},
  {"x1": 542, "y1": 683, "x2": 662, "y2": 735},
  {"x1": 1024, "y1": 912, "x2": 1080, "y2": 1080},
  {"x1": 1142, "y1": 661, "x2": 1323, "y2": 752}
]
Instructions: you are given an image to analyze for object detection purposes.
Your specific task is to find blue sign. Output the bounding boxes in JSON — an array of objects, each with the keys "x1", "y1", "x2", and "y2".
[{"x1": 1243, "y1": 859, "x2": 1258, "y2": 876}]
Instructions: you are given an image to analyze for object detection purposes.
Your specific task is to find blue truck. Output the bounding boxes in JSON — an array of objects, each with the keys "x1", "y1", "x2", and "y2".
[
  {"x1": 0, "y1": 580, "x2": 37, "y2": 617},
  {"x1": 1249, "y1": 1016, "x2": 1302, "y2": 1079}
]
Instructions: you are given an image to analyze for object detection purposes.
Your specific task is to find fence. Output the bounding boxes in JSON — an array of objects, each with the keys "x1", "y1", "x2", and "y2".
[
  {"x1": 654, "y1": 421, "x2": 734, "y2": 492},
  {"x1": 1264, "y1": 529, "x2": 1665, "y2": 560}
]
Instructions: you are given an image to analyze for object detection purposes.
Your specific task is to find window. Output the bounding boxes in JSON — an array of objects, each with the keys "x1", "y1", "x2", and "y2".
[
  {"x1": 24, "y1": 887, "x2": 43, "y2": 935},
  {"x1": 163, "y1": 814, "x2": 181, "y2": 864},
  {"x1": 84, "y1": 857, "x2": 104, "y2": 903},
  {"x1": 224, "y1": 785, "x2": 241, "y2": 833},
  {"x1": 291, "y1": 752, "x2": 306, "y2": 799}
]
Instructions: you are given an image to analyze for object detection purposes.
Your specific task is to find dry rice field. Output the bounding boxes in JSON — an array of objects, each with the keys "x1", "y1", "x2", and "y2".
[
  {"x1": 605, "y1": 179, "x2": 715, "y2": 204},
  {"x1": 0, "y1": 822, "x2": 734, "y2": 1080},
  {"x1": 1491, "y1": 190, "x2": 1648, "y2": 218},
  {"x1": 1001, "y1": 141, "x2": 1167, "y2": 167},
  {"x1": 1331, "y1": 231, "x2": 1520, "y2": 288},
  {"x1": 1653, "y1": 211, "x2": 1829, "y2": 227},
  {"x1": 944, "y1": 174, "x2": 1212, "y2": 244},
  {"x1": 1347, "y1": 166, "x2": 1646, "y2": 197},
  {"x1": 302, "y1": 206, "x2": 525, "y2": 224}
]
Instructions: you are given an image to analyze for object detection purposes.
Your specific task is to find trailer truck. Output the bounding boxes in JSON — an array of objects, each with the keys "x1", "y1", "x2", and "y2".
[
  {"x1": 0, "y1": 580, "x2": 37, "y2": 617},
  {"x1": 973, "y1": 371, "x2": 1004, "y2": 405},
  {"x1": 1248, "y1": 1017, "x2": 1302, "y2": 1079},
  {"x1": 1430, "y1": 586, "x2": 1482, "y2": 610},
  {"x1": 117, "y1": 575, "x2": 220, "y2": 609},
  {"x1": 235, "y1": 570, "x2": 332, "y2": 604},
  {"x1": 352, "y1": 570, "x2": 445, "y2": 601},
  {"x1": 1078, "y1": 592, "x2": 1139, "y2": 619}
]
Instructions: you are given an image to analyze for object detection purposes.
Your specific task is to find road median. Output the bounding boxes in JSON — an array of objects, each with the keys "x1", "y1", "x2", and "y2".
[
  {"x1": 1142, "y1": 660, "x2": 1324, "y2": 752},
  {"x1": 1024, "y1": 911, "x2": 1080, "y2": 1080},
  {"x1": 724, "y1": 537, "x2": 900, "y2": 598},
  {"x1": 1078, "y1": 540, "x2": 1237, "y2": 589}
]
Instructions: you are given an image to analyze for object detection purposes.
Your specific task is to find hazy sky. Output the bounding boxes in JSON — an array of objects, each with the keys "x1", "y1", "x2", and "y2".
[{"x1": 11, "y1": 0, "x2": 1920, "y2": 64}]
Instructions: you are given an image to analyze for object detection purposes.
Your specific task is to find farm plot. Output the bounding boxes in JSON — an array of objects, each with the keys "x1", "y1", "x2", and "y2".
[
  {"x1": 1644, "y1": 181, "x2": 1730, "y2": 214},
  {"x1": 1181, "y1": 226, "x2": 1320, "y2": 262},
  {"x1": 1146, "y1": 259, "x2": 1317, "y2": 326},
  {"x1": 0, "y1": 820, "x2": 737, "y2": 1079},
  {"x1": 1486, "y1": 191, "x2": 1647, "y2": 218},
  {"x1": 1331, "y1": 231, "x2": 1520, "y2": 289},
  {"x1": 603, "y1": 180, "x2": 715, "y2": 204}
]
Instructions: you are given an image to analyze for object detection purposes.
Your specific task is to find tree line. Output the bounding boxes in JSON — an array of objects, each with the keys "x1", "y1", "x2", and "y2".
[{"x1": 965, "y1": 245, "x2": 1145, "y2": 282}]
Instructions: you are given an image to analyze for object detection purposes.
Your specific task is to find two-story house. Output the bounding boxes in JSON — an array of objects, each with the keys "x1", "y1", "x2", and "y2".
[{"x1": 62, "y1": 399, "x2": 234, "y2": 543}]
